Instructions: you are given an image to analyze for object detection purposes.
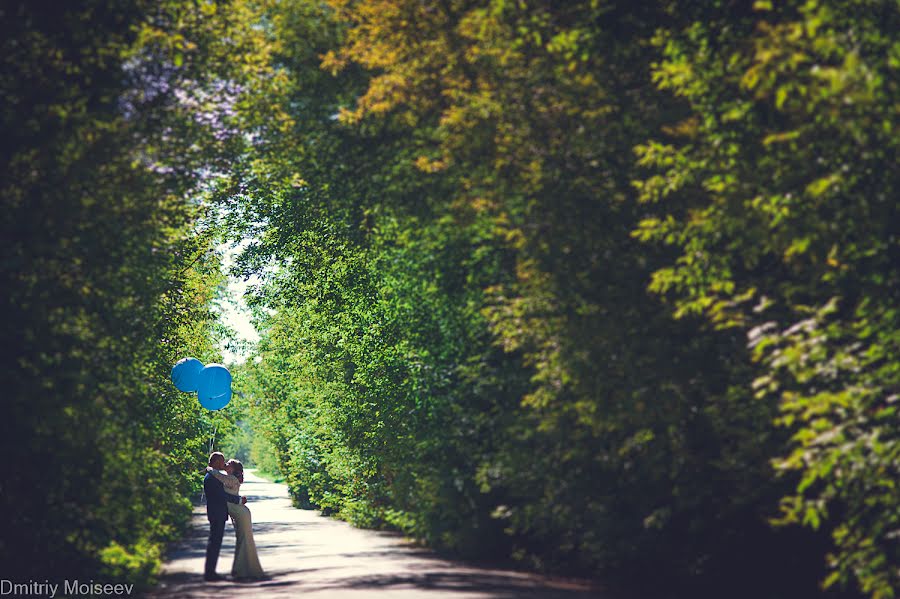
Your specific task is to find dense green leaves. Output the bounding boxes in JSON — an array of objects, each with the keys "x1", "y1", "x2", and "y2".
[
  {"x1": 224, "y1": 1, "x2": 887, "y2": 597},
  {"x1": 1, "y1": 0, "x2": 275, "y2": 584},
  {"x1": 634, "y1": 1, "x2": 900, "y2": 595},
  {"x1": 7, "y1": 0, "x2": 896, "y2": 596}
]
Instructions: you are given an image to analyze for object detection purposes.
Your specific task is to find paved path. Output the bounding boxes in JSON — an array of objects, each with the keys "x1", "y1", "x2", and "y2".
[{"x1": 150, "y1": 470, "x2": 607, "y2": 598}]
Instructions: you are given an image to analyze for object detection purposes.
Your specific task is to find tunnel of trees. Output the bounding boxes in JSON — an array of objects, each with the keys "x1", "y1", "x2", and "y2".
[{"x1": 3, "y1": 1, "x2": 898, "y2": 597}]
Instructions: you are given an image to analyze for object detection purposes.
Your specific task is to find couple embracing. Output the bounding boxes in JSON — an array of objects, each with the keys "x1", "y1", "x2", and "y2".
[{"x1": 203, "y1": 451, "x2": 265, "y2": 581}]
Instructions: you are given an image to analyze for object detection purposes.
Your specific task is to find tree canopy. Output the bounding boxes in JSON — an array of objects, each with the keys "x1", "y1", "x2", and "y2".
[{"x1": 5, "y1": 1, "x2": 897, "y2": 597}]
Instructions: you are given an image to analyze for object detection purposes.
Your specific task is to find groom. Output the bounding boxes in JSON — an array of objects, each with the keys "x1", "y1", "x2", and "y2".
[{"x1": 204, "y1": 451, "x2": 246, "y2": 581}]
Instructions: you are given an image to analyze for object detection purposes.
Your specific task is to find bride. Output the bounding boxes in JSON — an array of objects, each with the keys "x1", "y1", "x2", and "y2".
[{"x1": 207, "y1": 459, "x2": 265, "y2": 580}]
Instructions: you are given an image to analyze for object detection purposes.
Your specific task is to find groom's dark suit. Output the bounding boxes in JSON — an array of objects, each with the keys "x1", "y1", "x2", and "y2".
[{"x1": 204, "y1": 471, "x2": 241, "y2": 578}]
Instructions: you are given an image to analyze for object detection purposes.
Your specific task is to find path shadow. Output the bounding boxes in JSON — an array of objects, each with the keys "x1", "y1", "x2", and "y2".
[
  {"x1": 152, "y1": 476, "x2": 607, "y2": 598},
  {"x1": 240, "y1": 492, "x2": 288, "y2": 501},
  {"x1": 147, "y1": 570, "x2": 313, "y2": 598},
  {"x1": 248, "y1": 520, "x2": 328, "y2": 534},
  {"x1": 149, "y1": 568, "x2": 605, "y2": 599},
  {"x1": 298, "y1": 571, "x2": 606, "y2": 598}
]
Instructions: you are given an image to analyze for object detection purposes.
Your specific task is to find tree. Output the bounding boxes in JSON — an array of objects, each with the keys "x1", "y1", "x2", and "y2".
[
  {"x1": 635, "y1": 1, "x2": 900, "y2": 596},
  {"x1": 0, "y1": 0, "x2": 281, "y2": 583}
]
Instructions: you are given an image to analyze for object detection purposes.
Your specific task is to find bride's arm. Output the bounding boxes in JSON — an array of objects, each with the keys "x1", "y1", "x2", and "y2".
[
  {"x1": 206, "y1": 467, "x2": 241, "y2": 495},
  {"x1": 205, "y1": 468, "x2": 247, "y2": 505}
]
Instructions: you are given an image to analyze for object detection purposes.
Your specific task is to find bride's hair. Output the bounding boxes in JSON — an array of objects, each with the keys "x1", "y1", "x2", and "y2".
[{"x1": 227, "y1": 459, "x2": 244, "y2": 484}]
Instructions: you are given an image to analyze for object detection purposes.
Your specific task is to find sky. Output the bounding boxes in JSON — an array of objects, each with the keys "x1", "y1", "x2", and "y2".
[{"x1": 218, "y1": 241, "x2": 261, "y2": 364}]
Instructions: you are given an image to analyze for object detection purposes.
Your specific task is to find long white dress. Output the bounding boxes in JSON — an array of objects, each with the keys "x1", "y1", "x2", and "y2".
[{"x1": 208, "y1": 469, "x2": 264, "y2": 579}]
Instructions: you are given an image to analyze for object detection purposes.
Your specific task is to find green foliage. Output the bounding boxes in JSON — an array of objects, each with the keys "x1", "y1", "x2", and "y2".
[
  {"x1": 8, "y1": 0, "x2": 895, "y2": 597},
  {"x1": 222, "y1": 420, "x2": 255, "y2": 465},
  {"x1": 249, "y1": 433, "x2": 283, "y2": 481},
  {"x1": 222, "y1": 1, "x2": 869, "y2": 597},
  {"x1": 98, "y1": 540, "x2": 162, "y2": 586},
  {"x1": 634, "y1": 1, "x2": 900, "y2": 596},
  {"x1": 1, "y1": 0, "x2": 278, "y2": 585}
]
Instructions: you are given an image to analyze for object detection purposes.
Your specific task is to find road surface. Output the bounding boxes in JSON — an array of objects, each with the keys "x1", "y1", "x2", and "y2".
[{"x1": 150, "y1": 470, "x2": 607, "y2": 598}]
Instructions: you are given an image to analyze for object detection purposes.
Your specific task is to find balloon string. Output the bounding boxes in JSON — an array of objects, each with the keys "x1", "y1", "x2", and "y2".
[
  {"x1": 209, "y1": 423, "x2": 218, "y2": 455},
  {"x1": 199, "y1": 422, "x2": 218, "y2": 504}
]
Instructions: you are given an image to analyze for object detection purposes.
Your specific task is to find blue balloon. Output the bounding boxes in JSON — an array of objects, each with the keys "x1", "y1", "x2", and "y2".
[
  {"x1": 197, "y1": 364, "x2": 232, "y2": 410},
  {"x1": 200, "y1": 388, "x2": 232, "y2": 411},
  {"x1": 171, "y1": 357, "x2": 204, "y2": 392}
]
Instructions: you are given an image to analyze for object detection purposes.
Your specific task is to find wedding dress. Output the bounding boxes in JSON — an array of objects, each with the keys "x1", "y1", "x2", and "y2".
[{"x1": 208, "y1": 469, "x2": 265, "y2": 579}]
